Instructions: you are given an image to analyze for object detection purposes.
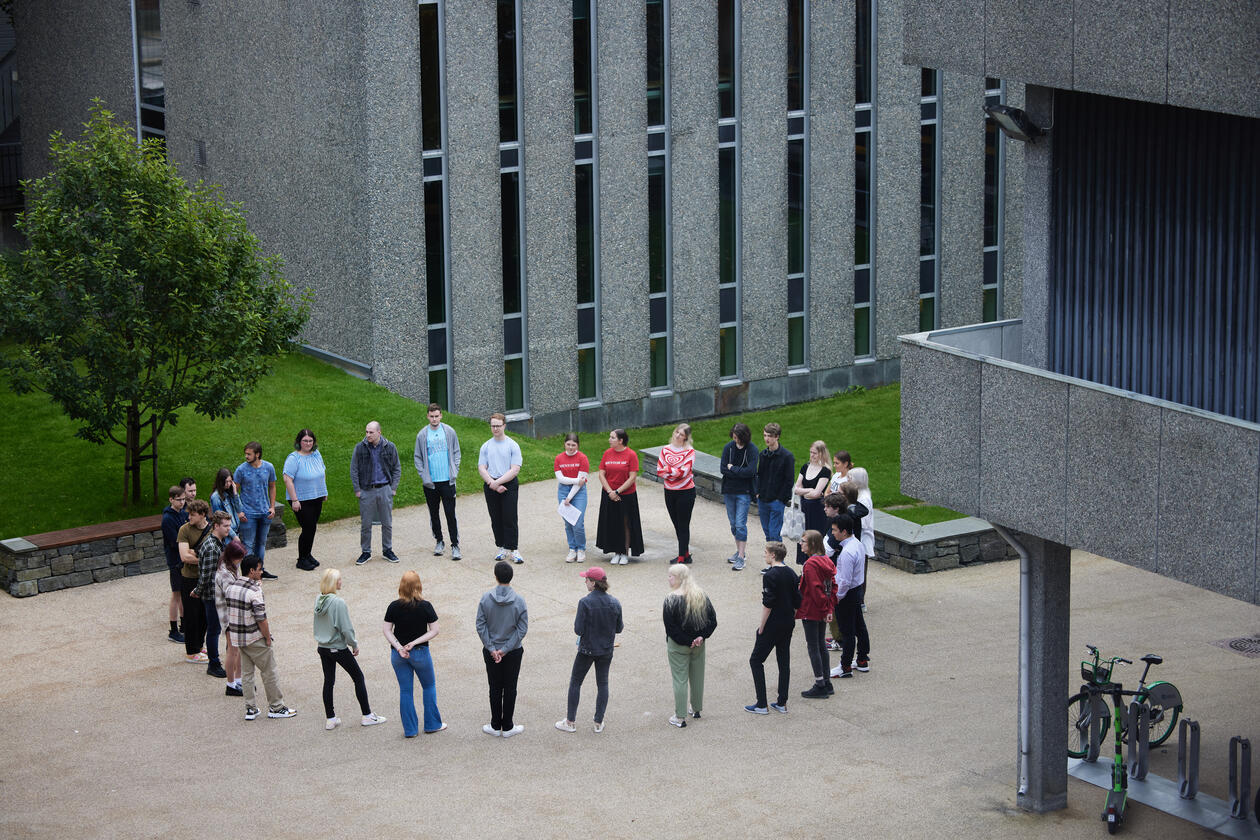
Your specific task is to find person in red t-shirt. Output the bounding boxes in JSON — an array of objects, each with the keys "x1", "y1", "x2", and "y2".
[
  {"x1": 553, "y1": 433, "x2": 591, "y2": 563},
  {"x1": 595, "y1": 429, "x2": 644, "y2": 565},
  {"x1": 795, "y1": 529, "x2": 837, "y2": 698}
]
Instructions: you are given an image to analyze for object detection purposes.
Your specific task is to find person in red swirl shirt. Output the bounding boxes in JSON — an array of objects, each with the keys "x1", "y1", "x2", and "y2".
[{"x1": 656, "y1": 423, "x2": 696, "y2": 564}]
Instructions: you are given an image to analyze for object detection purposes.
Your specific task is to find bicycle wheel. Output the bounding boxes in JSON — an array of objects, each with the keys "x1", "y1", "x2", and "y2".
[{"x1": 1068, "y1": 691, "x2": 1109, "y2": 759}]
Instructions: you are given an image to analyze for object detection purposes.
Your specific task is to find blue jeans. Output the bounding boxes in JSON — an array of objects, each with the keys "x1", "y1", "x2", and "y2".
[
  {"x1": 391, "y1": 647, "x2": 442, "y2": 736},
  {"x1": 238, "y1": 513, "x2": 271, "y2": 561},
  {"x1": 724, "y1": 493, "x2": 751, "y2": 542},
  {"x1": 559, "y1": 484, "x2": 587, "y2": 550},
  {"x1": 760, "y1": 499, "x2": 785, "y2": 542}
]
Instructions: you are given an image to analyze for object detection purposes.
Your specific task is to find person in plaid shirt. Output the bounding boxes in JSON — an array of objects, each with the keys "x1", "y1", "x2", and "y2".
[
  {"x1": 225, "y1": 555, "x2": 296, "y2": 720},
  {"x1": 193, "y1": 512, "x2": 232, "y2": 679}
]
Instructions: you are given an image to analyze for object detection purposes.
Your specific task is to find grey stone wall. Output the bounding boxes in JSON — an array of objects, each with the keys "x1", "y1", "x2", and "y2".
[
  {"x1": 877, "y1": 524, "x2": 1020, "y2": 573},
  {"x1": 2, "y1": 520, "x2": 286, "y2": 598},
  {"x1": 903, "y1": 0, "x2": 1260, "y2": 120},
  {"x1": 16, "y1": 0, "x2": 135, "y2": 178}
]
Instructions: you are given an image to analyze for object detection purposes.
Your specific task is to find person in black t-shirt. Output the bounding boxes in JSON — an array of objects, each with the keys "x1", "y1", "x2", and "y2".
[
  {"x1": 745, "y1": 542, "x2": 800, "y2": 715},
  {"x1": 383, "y1": 571, "x2": 446, "y2": 737}
]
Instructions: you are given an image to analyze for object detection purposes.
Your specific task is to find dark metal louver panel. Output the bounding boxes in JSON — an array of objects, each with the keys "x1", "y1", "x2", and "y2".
[{"x1": 1049, "y1": 91, "x2": 1259, "y2": 423}]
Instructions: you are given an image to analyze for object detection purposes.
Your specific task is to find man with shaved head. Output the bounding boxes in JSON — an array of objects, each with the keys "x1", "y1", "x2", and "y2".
[{"x1": 352, "y1": 421, "x2": 401, "y2": 565}]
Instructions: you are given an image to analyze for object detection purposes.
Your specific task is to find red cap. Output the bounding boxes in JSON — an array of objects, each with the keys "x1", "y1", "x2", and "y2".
[{"x1": 579, "y1": 566, "x2": 607, "y2": 581}]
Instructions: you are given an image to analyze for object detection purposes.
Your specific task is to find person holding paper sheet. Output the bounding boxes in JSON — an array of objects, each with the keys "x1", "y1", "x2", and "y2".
[{"x1": 554, "y1": 433, "x2": 590, "y2": 563}]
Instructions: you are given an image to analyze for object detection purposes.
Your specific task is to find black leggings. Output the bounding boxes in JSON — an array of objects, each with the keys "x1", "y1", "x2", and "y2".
[
  {"x1": 663, "y1": 487, "x2": 695, "y2": 556},
  {"x1": 317, "y1": 646, "x2": 371, "y2": 719},
  {"x1": 294, "y1": 497, "x2": 325, "y2": 562}
]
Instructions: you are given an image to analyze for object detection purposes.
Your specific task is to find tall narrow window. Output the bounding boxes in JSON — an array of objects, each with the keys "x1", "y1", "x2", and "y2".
[
  {"x1": 132, "y1": 0, "x2": 164, "y2": 145},
  {"x1": 647, "y1": 0, "x2": 672, "y2": 390},
  {"x1": 717, "y1": 0, "x2": 740, "y2": 379},
  {"x1": 574, "y1": 0, "x2": 600, "y2": 402},
  {"x1": 420, "y1": 1, "x2": 452, "y2": 409},
  {"x1": 919, "y1": 68, "x2": 941, "y2": 331},
  {"x1": 853, "y1": 0, "x2": 875, "y2": 357},
  {"x1": 786, "y1": 0, "x2": 808, "y2": 369},
  {"x1": 983, "y1": 77, "x2": 1006, "y2": 322},
  {"x1": 498, "y1": 0, "x2": 527, "y2": 412}
]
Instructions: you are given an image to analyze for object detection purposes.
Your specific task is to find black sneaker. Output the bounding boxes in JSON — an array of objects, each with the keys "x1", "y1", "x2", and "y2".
[
  {"x1": 855, "y1": 658, "x2": 871, "y2": 672},
  {"x1": 244, "y1": 706, "x2": 260, "y2": 720},
  {"x1": 825, "y1": 680, "x2": 835, "y2": 695},
  {"x1": 167, "y1": 629, "x2": 185, "y2": 644},
  {"x1": 225, "y1": 685, "x2": 243, "y2": 697},
  {"x1": 260, "y1": 569, "x2": 278, "y2": 580},
  {"x1": 383, "y1": 549, "x2": 400, "y2": 564},
  {"x1": 206, "y1": 662, "x2": 227, "y2": 678},
  {"x1": 355, "y1": 552, "x2": 371, "y2": 566},
  {"x1": 295, "y1": 558, "x2": 314, "y2": 570},
  {"x1": 800, "y1": 683, "x2": 830, "y2": 699}
]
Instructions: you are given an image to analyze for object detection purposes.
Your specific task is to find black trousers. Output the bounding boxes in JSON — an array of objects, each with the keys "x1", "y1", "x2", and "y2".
[
  {"x1": 801, "y1": 618, "x2": 830, "y2": 682},
  {"x1": 483, "y1": 479, "x2": 519, "y2": 550},
  {"x1": 423, "y1": 480, "x2": 459, "y2": 545},
  {"x1": 837, "y1": 583, "x2": 870, "y2": 669},
  {"x1": 483, "y1": 646, "x2": 524, "y2": 730},
  {"x1": 749, "y1": 623, "x2": 794, "y2": 707},
  {"x1": 663, "y1": 487, "x2": 696, "y2": 556},
  {"x1": 293, "y1": 496, "x2": 324, "y2": 561},
  {"x1": 317, "y1": 646, "x2": 371, "y2": 719},
  {"x1": 179, "y1": 576, "x2": 207, "y2": 658}
]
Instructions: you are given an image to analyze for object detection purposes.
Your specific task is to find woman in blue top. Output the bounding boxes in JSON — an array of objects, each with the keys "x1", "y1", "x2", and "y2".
[
  {"x1": 210, "y1": 468, "x2": 246, "y2": 542},
  {"x1": 283, "y1": 428, "x2": 328, "y2": 572}
]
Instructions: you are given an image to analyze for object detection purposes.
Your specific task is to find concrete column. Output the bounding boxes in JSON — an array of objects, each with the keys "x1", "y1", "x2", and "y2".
[
  {"x1": 446, "y1": 0, "x2": 505, "y2": 416},
  {"x1": 521, "y1": 0, "x2": 577, "y2": 418},
  {"x1": 1019, "y1": 84, "x2": 1054, "y2": 369},
  {"x1": 1015, "y1": 532, "x2": 1071, "y2": 813}
]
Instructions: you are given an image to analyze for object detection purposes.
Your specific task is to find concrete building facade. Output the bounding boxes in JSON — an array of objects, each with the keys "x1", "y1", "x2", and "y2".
[
  {"x1": 897, "y1": 0, "x2": 1258, "y2": 815},
  {"x1": 18, "y1": 0, "x2": 1022, "y2": 434}
]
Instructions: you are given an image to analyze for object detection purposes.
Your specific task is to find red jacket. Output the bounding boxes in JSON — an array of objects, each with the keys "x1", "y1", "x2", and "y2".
[{"x1": 795, "y1": 554, "x2": 837, "y2": 621}]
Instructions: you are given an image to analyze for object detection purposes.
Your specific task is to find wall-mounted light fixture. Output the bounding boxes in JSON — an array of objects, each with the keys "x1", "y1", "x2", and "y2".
[{"x1": 983, "y1": 104, "x2": 1045, "y2": 142}]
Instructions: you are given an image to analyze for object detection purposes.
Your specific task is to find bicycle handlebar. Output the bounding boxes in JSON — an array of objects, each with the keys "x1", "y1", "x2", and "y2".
[{"x1": 1116, "y1": 657, "x2": 1132, "y2": 665}]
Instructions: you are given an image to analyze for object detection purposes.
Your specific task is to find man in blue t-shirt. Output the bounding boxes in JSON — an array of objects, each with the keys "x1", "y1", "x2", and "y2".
[
  {"x1": 478, "y1": 413, "x2": 524, "y2": 563},
  {"x1": 414, "y1": 403, "x2": 463, "y2": 561},
  {"x1": 234, "y1": 441, "x2": 278, "y2": 577}
]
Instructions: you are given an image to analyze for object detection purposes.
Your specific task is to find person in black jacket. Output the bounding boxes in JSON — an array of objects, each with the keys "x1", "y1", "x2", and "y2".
[
  {"x1": 746, "y1": 541, "x2": 800, "y2": 715},
  {"x1": 720, "y1": 422, "x2": 759, "y2": 570},
  {"x1": 756, "y1": 422, "x2": 795, "y2": 542},
  {"x1": 662, "y1": 564, "x2": 718, "y2": 728},
  {"x1": 556, "y1": 567, "x2": 623, "y2": 734}
]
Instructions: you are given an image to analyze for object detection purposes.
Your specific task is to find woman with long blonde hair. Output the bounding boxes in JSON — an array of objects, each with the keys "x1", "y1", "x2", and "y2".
[
  {"x1": 382, "y1": 571, "x2": 445, "y2": 737},
  {"x1": 662, "y1": 564, "x2": 717, "y2": 728},
  {"x1": 314, "y1": 568, "x2": 385, "y2": 730},
  {"x1": 792, "y1": 440, "x2": 832, "y2": 565}
]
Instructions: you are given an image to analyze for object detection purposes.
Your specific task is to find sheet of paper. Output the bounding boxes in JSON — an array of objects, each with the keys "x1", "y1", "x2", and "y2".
[{"x1": 558, "y1": 500, "x2": 582, "y2": 526}]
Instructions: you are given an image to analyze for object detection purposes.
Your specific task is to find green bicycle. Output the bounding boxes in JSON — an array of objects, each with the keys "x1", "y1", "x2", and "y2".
[{"x1": 1067, "y1": 645, "x2": 1184, "y2": 760}]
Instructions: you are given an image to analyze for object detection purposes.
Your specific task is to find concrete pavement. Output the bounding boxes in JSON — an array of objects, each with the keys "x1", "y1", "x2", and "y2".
[{"x1": 0, "y1": 479, "x2": 1256, "y2": 839}]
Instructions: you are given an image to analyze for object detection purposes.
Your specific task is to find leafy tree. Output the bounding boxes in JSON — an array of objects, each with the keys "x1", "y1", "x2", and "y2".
[{"x1": 0, "y1": 103, "x2": 309, "y2": 503}]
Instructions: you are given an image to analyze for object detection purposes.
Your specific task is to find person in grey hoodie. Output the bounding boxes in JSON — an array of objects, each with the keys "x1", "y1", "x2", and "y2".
[
  {"x1": 314, "y1": 569, "x2": 385, "y2": 731},
  {"x1": 476, "y1": 561, "x2": 529, "y2": 738}
]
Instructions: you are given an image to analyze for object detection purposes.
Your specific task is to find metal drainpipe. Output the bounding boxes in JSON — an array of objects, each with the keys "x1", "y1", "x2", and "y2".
[{"x1": 993, "y1": 523, "x2": 1030, "y2": 797}]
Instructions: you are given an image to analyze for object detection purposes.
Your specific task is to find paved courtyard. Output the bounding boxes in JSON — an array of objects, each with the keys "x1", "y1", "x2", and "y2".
[{"x1": 1, "y1": 479, "x2": 1256, "y2": 839}]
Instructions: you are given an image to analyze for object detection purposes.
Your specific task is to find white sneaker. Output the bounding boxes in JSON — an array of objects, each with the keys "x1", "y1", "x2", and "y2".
[
  {"x1": 830, "y1": 664, "x2": 846, "y2": 678},
  {"x1": 501, "y1": 724, "x2": 524, "y2": 738},
  {"x1": 494, "y1": 548, "x2": 507, "y2": 561},
  {"x1": 361, "y1": 713, "x2": 386, "y2": 726},
  {"x1": 483, "y1": 724, "x2": 502, "y2": 737},
  {"x1": 593, "y1": 720, "x2": 605, "y2": 734},
  {"x1": 325, "y1": 717, "x2": 341, "y2": 730},
  {"x1": 576, "y1": 549, "x2": 586, "y2": 563},
  {"x1": 555, "y1": 719, "x2": 576, "y2": 733},
  {"x1": 511, "y1": 550, "x2": 524, "y2": 564},
  {"x1": 565, "y1": 549, "x2": 577, "y2": 563},
  {"x1": 620, "y1": 554, "x2": 630, "y2": 565}
]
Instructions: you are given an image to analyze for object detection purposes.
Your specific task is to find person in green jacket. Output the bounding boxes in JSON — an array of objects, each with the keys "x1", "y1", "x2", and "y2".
[{"x1": 314, "y1": 568, "x2": 385, "y2": 731}]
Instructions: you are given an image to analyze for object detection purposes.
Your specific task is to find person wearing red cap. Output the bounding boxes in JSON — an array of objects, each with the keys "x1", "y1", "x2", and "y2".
[{"x1": 555, "y1": 566, "x2": 623, "y2": 734}]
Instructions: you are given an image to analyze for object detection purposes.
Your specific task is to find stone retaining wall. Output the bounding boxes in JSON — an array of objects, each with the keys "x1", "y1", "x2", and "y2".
[{"x1": 2, "y1": 517, "x2": 287, "y2": 598}]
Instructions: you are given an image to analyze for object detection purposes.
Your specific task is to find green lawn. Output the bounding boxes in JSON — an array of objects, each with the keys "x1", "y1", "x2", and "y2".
[{"x1": 0, "y1": 354, "x2": 960, "y2": 538}]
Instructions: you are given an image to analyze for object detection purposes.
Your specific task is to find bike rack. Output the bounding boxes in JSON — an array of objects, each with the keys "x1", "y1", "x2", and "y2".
[
  {"x1": 1086, "y1": 692, "x2": 1108, "y2": 763},
  {"x1": 1177, "y1": 718, "x2": 1200, "y2": 800},
  {"x1": 1127, "y1": 701, "x2": 1150, "y2": 780},
  {"x1": 1229, "y1": 736, "x2": 1251, "y2": 821}
]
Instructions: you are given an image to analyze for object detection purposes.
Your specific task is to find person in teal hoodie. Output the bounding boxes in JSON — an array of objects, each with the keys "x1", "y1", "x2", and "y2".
[{"x1": 314, "y1": 569, "x2": 385, "y2": 731}]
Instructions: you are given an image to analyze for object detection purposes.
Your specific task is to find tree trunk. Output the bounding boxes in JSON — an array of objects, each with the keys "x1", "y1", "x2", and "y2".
[
  {"x1": 150, "y1": 416, "x2": 159, "y2": 504},
  {"x1": 126, "y1": 405, "x2": 142, "y2": 503}
]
